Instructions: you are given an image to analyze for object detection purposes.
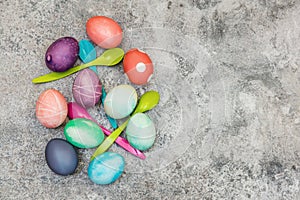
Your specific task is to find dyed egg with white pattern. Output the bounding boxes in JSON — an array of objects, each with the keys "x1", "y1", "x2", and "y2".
[
  {"x1": 123, "y1": 48, "x2": 153, "y2": 85},
  {"x1": 64, "y1": 118, "x2": 105, "y2": 148},
  {"x1": 88, "y1": 152, "x2": 125, "y2": 185},
  {"x1": 104, "y1": 84, "x2": 137, "y2": 119},
  {"x1": 36, "y1": 89, "x2": 68, "y2": 128},
  {"x1": 126, "y1": 113, "x2": 156, "y2": 151},
  {"x1": 72, "y1": 69, "x2": 102, "y2": 108}
]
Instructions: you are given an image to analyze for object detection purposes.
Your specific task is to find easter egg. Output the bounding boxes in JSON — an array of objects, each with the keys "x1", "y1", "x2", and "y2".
[
  {"x1": 36, "y1": 89, "x2": 68, "y2": 128},
  {"x1": 123, "y1": 48, "x2": 154, "y2": 85},
  {"x1": 126, "y1": 113, "x2": 156, "y2": 151},
  {"x1": 104, "y1": 85, "x2": 137, "y2": 119},
  {"x1": 88, "y1": 152, "x2": 125, "y2": 185},
  {"x1": 45, "y1": 37, "x2": 79, "y2": 72},
  {"x1": 64, "y1": 118, "x2": 105, "y2": 148},
  {"x1": 72, "y1": 69, "x2": 102, "y2": 108},
  {"x1": 86, "y1": 16, "x2": 122, "y2": 49},
  {"x1": 45, "y1": 138, "x2": 78, "y2": 176}
]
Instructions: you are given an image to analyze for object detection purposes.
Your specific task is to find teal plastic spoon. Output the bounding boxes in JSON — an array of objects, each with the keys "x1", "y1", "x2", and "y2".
[
  {"x1": 78, "y1": 40, "x2": 118, "y2": 129},
  {"x1": 90, "y1": 91, "x2": 160, "y2": 161},
  {"x1": 101, "y1": 87, "x2": 118, "y2": 129},
  {"x1": 79, "y1": 39, "x2": 97, "y2": 73},
  {"x1": 32, "y1": 48, "x2": 124, "y2": 84}
]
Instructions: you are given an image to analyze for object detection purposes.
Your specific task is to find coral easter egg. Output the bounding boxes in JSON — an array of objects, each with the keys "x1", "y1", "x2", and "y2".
[
  {"x1": 36, "y1": 89, "x2": 68, "y2": 128},
  {"x1": 104, "y1": 85, "x2": 137, "y2": 119},
  {"x1": 72, "y1": 69, "x2": 102, "y2": 108},
  {"x1": 86, "y1": 16, "x2": 122, "y2": 49},
  {"x1": 123, "y1": 48, "x2": 154, "y2": 85}
]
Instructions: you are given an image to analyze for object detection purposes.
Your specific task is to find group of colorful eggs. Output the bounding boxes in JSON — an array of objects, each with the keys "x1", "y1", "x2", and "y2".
[{"x1": 35, "y1": 16, "x2": 157, "y2": 184}]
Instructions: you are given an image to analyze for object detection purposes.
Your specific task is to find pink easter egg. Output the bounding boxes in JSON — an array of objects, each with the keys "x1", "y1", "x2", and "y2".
[
  {"x1": 36, "y1": 89, "x2": 68, "y2": 128},
  {"x1": 72, "y1": 69, "x2": 102, "y2": 108}
]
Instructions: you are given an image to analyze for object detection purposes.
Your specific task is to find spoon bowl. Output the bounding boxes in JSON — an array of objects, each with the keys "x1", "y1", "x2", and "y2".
[
  {"x1": 32, "y1": 48, "x2": 124, "y2": 84},
  {"x1": 79, "y1": 39, "x2": 97, "y2": 73},
  {"x1": 90, "y1": 90, "x2": 160, "y2": 161},
  {"x1": 132, "y1": 90, "x2": 160, "y2": 115}
]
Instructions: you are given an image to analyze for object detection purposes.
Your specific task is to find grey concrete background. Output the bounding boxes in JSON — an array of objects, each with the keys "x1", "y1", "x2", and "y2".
[{"x1": 1, "y1": 0, "x2": 300, "y2": 199}]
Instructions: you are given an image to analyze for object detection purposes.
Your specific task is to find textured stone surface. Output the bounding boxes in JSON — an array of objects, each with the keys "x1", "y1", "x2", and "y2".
[{"x1": 1, "y1": 0, "x2": 300, "y2": 199}]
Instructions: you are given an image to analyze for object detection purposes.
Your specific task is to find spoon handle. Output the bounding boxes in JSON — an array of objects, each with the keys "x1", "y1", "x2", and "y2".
[
  {"x1": 101, "y1": 87, "x2": 118, "y2": 129},
  {"x1": 32, "y1": 48, "x2": 124, "y2": 84},
  {"x1": 99, "y1": 124, "x2": 145, "y2": 159},
  {"x1": 91, "y1": 119, "x2": 129, "y2": 161},
  {"x1": 32, "y1": 63, "x2": 90, "y2": 83}
]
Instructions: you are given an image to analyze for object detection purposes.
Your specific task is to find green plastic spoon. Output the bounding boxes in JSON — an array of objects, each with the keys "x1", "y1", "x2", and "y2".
[
  {"x1": 32, "y1": 48, "x2": 124, "y2": 84},
  {"x1": 90, "y1": 90, "x2": 160, "y2": 161}
]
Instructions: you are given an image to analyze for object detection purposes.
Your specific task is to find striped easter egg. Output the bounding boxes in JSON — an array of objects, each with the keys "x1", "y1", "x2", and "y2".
[
  {"x1": 36, "y1": 89, "x2": 68, "y2": 128},
  {"x1": 72, "y1": 69, "x2": 102, "y2": 108}
]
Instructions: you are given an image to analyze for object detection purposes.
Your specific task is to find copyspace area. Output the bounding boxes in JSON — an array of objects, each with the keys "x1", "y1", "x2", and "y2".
[{"x1": 1, "y1": 0, "x2": 300, "y2": 199}]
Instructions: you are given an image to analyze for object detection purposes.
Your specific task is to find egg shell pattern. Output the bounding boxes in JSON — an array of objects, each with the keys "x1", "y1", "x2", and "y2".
[
  {"x1": 72, "y1": 69, "x2": 102, "y2": 108},
  {"x1": 123, "y1": 48, "x2": 154, "y2": 85},
  {"x1": 64, "y1": 118, "x2": 105, "y2": 148},
  {"x1": 36, "y1": 89, "x2": 68, "y2": 128},
  {"x1": 86, "y1": 16, "x2": 122, "y2": 49},
  {"x1": 45, "y1": 138, "x2": 78, "y2": 176},
  {"x1": 104, "y1": 85, "x2": 137, "y2": 119},
  {"x1": 126, "y1": 113, "x2": 156, "y2": 151},
  {"x1": 88, "y1": 152, "x2": 125, "y2": 185}
]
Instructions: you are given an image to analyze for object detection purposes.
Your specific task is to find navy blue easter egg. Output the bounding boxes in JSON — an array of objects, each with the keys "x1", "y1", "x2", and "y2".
[
  {"x1": 45, "y1": 138, "x2": 78, "y2": 176},
  {"x1": 88, "y1": 152, "x2": 125, "y2": 184}
]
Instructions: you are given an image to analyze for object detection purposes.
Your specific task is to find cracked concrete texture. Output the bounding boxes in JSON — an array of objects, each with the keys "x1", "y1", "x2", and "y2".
[{"x1": 1, "y1": 0, "x2": 300, "y2": 199}]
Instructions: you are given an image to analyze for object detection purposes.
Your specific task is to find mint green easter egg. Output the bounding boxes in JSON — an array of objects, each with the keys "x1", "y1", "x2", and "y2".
[
  {"x1": 64, "y1": 118, "x2": 104, "y2": 148},
  {"x1": 126, "y1": 113, "x2": 156, "y2": 151}
]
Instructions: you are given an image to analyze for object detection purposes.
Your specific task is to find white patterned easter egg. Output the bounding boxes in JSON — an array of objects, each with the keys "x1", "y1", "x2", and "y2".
[
  {"x1": 126, "y1": 113, "x2": 156, "y2": 151},
  {"x1": 104, "y1": 84, "x2": 137, "y2": 119},
  {"x1": 72, "y1": 69, "x2": 102, "y2": 108}
]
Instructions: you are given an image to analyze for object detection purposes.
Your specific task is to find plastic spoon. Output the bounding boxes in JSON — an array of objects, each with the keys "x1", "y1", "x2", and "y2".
[
  {"x1": 32, "y1": 48, "x2": 124, "y2": 84},
  {"x1": 101, "y1": 87, "x2": 118, "y2": 129},
  {"x1": 79, "y1": 39, "x2": 97, "y2": 73},
  {"x1": 67, "y1": 102, "x2": 145, "y2": 159},
  {"x1": 91, "y1": 91, "x2": 160, "y2": 161},
  {"x1": 78, "y1": 40, "x2": 118, "y2": 129}
]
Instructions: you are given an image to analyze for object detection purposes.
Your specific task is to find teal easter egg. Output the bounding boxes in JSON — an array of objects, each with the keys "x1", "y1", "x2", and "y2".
[
  {"x1": 64, "y1": 118, "x2": 104, "y2": 148},
  {"x1": 104, "y1": 84, "x2": 137, "y2": 119},
  {"x1": 126, "y1": 113, "x2": 156, "y2": 151},
  {"x1": 88, "y1": 152, "x2": 125, "y2": 185}
]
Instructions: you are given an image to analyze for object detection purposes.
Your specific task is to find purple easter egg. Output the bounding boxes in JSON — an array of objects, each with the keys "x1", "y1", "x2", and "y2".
[
  {"x1": 72, "y1": 69, "x2": 102, "y2": 108},
  {"x1": 45, "y1": 37, "x2": 79, "y2": 72}
]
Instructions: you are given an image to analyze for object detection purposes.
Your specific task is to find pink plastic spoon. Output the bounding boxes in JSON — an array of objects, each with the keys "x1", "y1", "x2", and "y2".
[{"x1": 67, "y1": 102, "x2": 145, "y2": 159}]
